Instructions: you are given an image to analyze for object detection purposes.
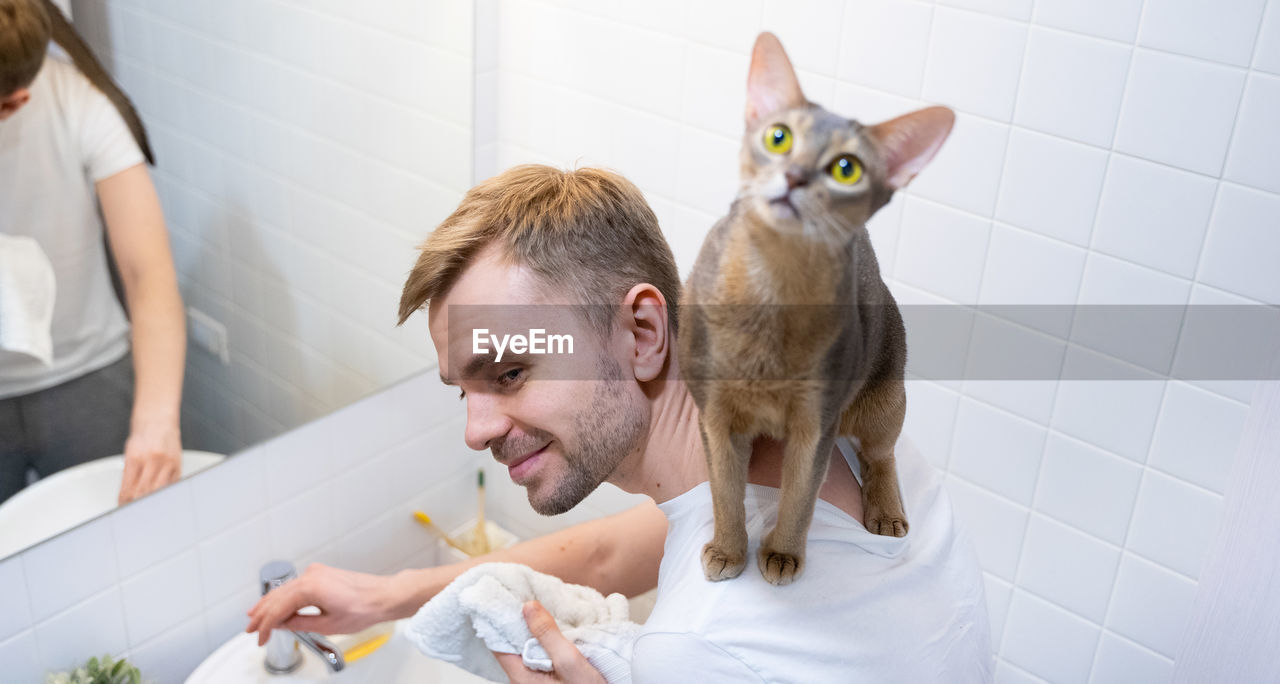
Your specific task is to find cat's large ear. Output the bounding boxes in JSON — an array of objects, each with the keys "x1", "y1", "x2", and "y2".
[
  {"x1": 746, "y1": 32, "x2": 806, "y2": 129},
  {"x1": 867, "y1": 106, "x2": 956, "y2": 190}
]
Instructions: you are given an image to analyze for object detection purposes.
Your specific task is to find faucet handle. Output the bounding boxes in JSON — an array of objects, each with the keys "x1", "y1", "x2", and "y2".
[{"x1": 260, "y1": 560, "x2": 297, "y2": 596}]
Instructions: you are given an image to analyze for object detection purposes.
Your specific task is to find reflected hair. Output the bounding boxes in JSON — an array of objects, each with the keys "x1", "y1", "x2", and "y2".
[
  {"x1": 0, "y1": 0, "x2": 50, "y2": 94},
  {"x1": 397, "y1": 165, "x2": 681, "y2": 339}
]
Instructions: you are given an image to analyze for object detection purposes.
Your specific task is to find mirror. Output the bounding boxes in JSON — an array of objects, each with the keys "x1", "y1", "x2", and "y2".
[{"x1": 0, "y1": 0, "x2": 474, "y2": 558}]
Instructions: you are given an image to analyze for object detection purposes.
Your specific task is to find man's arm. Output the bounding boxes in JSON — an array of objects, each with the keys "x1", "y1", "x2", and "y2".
[
  {"x1": 246, "y1": 500, "x2": 668, "y2": 645},
  {"x1": 97, "y1": 163, "x2": 186, "y2": 504}
]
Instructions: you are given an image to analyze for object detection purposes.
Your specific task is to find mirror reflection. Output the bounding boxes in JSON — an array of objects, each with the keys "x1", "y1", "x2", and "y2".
[{"x1": 0, "y1": 0, "x2": 474, "y2": 558}]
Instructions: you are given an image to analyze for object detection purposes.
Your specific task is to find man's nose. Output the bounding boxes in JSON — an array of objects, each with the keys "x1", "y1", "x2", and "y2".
[{"x1": 463, "y1": 394, "x2": 511, "y2": 452}]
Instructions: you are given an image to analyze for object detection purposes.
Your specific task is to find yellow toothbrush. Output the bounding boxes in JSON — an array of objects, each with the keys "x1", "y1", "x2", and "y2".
[{"x1": 413, "y1": 511, "x2": 471, "y2": 555}]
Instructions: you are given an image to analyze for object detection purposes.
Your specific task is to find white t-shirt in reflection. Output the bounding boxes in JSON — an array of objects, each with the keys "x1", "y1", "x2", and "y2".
[
  {"x1": 634, "y1": 437, "x2": 993, "y2": 683},
  {"x1": 0, "y1": 57, "x2": 143, "y2": 399}
]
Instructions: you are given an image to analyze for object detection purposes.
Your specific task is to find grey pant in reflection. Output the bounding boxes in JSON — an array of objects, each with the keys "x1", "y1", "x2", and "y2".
[{"x1": 0, "y1": 354, "x2": 134, "y2": 504}]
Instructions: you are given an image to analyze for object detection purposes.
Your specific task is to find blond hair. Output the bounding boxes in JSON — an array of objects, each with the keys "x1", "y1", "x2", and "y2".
[
  {"x1": 398, "y1": 165, "x2": 681, "y2": 339},
  {"x1": 0, "y1": 0, "x2": 49, "y2": 95}
]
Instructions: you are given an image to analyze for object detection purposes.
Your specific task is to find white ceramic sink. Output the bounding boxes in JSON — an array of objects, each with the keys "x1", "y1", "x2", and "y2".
[
  {"x1": 187, "y1": 620, "x2": 492, "y2": 683},
  {"x1": 0, "y1": 450, "x2": 225, "y2": 558}
]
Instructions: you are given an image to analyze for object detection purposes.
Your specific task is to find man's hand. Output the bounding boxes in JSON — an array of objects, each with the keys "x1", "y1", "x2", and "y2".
[
  {"x1": 118, "y1": 422, "x2": 181, "y2": 504},
  {"x1": 494, "y1": 601, "x2": 607, "y2": 683},
  {"x1": 246, "y1": 563, "x2": 399, "y2": 646}
]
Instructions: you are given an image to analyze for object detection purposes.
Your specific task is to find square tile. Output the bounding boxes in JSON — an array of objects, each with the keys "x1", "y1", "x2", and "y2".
[
  {"x1": 0, "y1": 555, "x2": 30, "y2": 641},
  {"x1": 978, "y1": 224, "x2": 1086, "y2": 338},
  {"x1": 198, "y1": 513, "x2": 270, "y2": 606},
  {"x1": 111, "y1": 480, "x2": 198, "y2": 578},
  {"x1": 1014, "y1": 28, "x2": 1131, "y2": 147},
  {"x1": 962, "y1": 314, "x2": 1067, "y2": 422},
  {"x1": 268, "y1": 485, "x2": 335, "y2": 562},
  {"x1": 36, "y1": 589, "x2": 127, "y2": 672},
  {"x1": 1255, "y1": 1, "x2": 1280, "y2": 75},
  {"x1": 1127, "y1": 470, "x2": 1224, "y2": 579},
  {"x1": 384, "y1": 417, "x2": 473, "y2": 505},
  {"x1": 895, "y1": 197, "x2": 992, "y2": 302},
  {"x1": 995, "y1": 660, "x2": 1046, "y2": 684},
  {"x1": 1035, "y1": 434, "x2": 1144, "y2": 545},
  {"x1": 675, "y1": 127, "x2": 740, "y2": 217},
  {"x1": 1224, "y1": 74, "x2": 1280, "y2": 195},
  {"x1": 21, "y1": 516, "x2": 117, "y2": 623},
  {"x1": 763, "y1": 0, "x2": 846, "y2": 77},
  {"x1": 611, "y1": 106, "x2": 684, "y2": 202},
  {"x1": 838, "y1": 0, "x2": 933, "y2": 97},
  {"x1": 1148, "y1": 382, "x2": 1249, "y2": 493},
  {"x1": 120, "y1": 550, "x2": 203, "y2": 646},
  {"x1": 1107, "y1": 553, "x2": 1196, "y2": 657},
  {"x1": 908, "y1": 113, "x2": 1010, "y2": 218},
  {"x1": 1033, "y1": 0, "x2": 1143, "y2": 43},
  {"x1": 923, "y1": 8, "x2": 1029, "y2": 122},
  {"x1": 683, "y1": 0, "x2": 762, "y2": 54},
  {"x1": 950, "y1": 399, "x2": 1047, "y2": 505},
  {"x1": 1175, "y1": 286, "x2": 1261, "y2": 404},
  {"x1": 1092, "y1": 154, "x2": 1217, "y2": 279},
  {"x1": 204, "y1": 584, "x2": 259, "y2": 648},
  {"x1": 1072, "y1": 254, "x2": 1191, "y2": 376},
  {"x1": 1001, "y1": 590, "x2": 1100, "y2": 683},
  {"x1": 945, "y1": 476, "x2": 1029, "y2": 580},
  {"x1": 833, "y1": 83, "x2": 924, "y2": 126},
  {"x1": 1051, "y1": 371, "x2": 1166, "y2": 463},
  {"x1": 902, "y1": 380, "x2": 961, "y2": 470},
  {"x1": 682, "y1": 43, "x2": 750, "y2": 135},
  {"x1": 1090, "y1": 632, "x2": 1174, "y2": 684},
  {"x1": 1113, "y1": 50, "x2": 1246, "y2": 176},
  {"x1": 995, "y1": 128, "x2": 1108, "y2": 247},
  {"x1": 1198, "y1": 182, "x2": 1280, "y2": 303},
  {"x1": 1138, "y1": 0, "x2": 1266, "y2": 67},
  {"x1": 1018, "y1": 515, "x2": 1121, "y2": 623}
]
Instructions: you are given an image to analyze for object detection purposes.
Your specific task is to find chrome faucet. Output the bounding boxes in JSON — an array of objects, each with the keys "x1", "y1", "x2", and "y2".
[{"x1": 259, "y1": 561, "x2": 346, "y2": 674}]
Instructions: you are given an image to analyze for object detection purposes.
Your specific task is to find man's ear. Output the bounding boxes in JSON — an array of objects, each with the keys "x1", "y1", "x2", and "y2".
[
  {"x1": 0, "y1": 88, "x2": 32, "y2": 121},
  {"x1": 621, "y1": 284, "x2": 669, "y2": 383}
]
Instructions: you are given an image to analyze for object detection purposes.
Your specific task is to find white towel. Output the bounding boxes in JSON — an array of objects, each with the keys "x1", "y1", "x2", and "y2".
[
  {"x1": 407, "y1": 562, "x2": 642, "y2": 683},
  {"x1": 0, "y1": 235, "x2": 57, "y2": 366}
]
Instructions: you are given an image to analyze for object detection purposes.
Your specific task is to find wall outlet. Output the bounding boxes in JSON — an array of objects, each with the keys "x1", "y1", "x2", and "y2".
[{"x1": 188, "y1": 307, "x2": 230, "y2": 365}]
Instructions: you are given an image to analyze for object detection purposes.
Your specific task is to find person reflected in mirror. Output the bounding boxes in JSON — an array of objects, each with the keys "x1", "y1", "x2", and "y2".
[{"x1": 0, "y1": 0, "x2": 185, "y2": 506}]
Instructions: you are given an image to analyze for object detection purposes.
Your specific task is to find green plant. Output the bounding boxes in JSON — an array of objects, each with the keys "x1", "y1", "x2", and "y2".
[{"x1": 45, "y1": 654, "x2": 143, "y2": 684}]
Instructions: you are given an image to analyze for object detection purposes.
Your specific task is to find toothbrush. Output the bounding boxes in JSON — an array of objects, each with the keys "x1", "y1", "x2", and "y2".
[
  {"x1": 475, "y1": 469, "x2": 490, "y2": 554},
  {"x1": 412, "y1": 511, "x2": 471, "y2": 555}
]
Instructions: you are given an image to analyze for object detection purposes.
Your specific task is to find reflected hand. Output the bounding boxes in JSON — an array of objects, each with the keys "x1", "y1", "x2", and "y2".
[
  {"x1": 493, "y1": 601, "x2": 606, "y2": 683},
  {"x1": 246, "y1": 563, "x2": 397, "y2": 647},
  {"x1": 118, "y1": 422, "x2": 181, "y2": 504}
]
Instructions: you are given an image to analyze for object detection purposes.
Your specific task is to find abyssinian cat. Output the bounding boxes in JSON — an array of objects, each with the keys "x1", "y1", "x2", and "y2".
[{"x1": 678, "y1": 33, "x2": 954, "y2": 585}]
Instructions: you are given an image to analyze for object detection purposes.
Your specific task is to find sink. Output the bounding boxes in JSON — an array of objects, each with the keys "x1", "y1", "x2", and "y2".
[
  {"x1": 187, "y1": 620, "x2": 493, "y2": 683},
  {"x1": 0, "y1": 450, "x2": 225, "y2": 558}
]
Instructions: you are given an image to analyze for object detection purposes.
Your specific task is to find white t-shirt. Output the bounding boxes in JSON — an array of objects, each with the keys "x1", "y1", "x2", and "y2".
[
  {"x1": 0, "y1": 57, "x2": 143, "y2": 399},
  {"x1": 634, "y1": 438, "x2": 993, "y2": 683}
]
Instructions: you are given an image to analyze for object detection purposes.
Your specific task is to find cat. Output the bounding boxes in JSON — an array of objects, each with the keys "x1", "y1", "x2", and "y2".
[{"x1": 678, "y1": 32, "x2": 954, "y2": 585}]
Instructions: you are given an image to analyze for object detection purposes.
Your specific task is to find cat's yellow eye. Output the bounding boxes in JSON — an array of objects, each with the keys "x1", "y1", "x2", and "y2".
[
  {"x1": 829, "y1": 155, "x2": 863, "y2": 185},
  {"x1": 763, "y1": 124, "x2": 793, "y2": 154}
]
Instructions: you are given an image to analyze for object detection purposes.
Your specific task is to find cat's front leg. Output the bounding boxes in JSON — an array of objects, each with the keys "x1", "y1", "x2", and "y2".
[
  {"x1": 758, "y1": 415, "x2": 836, "y2": 585},
  {"x1": 700, "y1": 407, "x2": 753, "y2": 581}
]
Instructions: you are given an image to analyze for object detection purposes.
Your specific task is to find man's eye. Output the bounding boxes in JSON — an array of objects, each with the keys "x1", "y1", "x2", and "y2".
[{"x1": 497, "y1": 368, "x2": 523, "y2": 386}]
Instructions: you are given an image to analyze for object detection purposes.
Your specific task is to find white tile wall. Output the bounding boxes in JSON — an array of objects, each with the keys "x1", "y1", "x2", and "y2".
[
  {"x1": 76, "y1": 0, "x2": 473, "y2": 454},
  {"x1": 484, "y1": 2, "x2": 1278, "y2": 679}
]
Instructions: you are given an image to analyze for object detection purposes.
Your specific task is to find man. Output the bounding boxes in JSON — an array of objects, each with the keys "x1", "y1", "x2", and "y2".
[
  {"x1": 248, "y1": 165, "x2": 992, "y2": 682},
  {"x1": 0, "y1": 0, "x2": 185, "y2": 505}
]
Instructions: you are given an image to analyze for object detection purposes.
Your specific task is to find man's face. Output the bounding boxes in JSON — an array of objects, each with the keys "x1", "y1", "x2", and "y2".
[
  {"x1": 428, "y1": 246, "x2": 648, "y2": 515},
  {"x1": 0, "y1": 88, "x2": 32, "y2": 121}
]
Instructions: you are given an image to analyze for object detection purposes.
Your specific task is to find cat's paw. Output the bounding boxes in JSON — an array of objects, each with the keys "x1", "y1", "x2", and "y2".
[
  {"x1": 865, "y1": 512, "x2": 908, "y2": 537},
  {"x1": 701, "y1": 542, "x2": 747, "y2": 581},
  {"x1": 757, "y1": 547, "x2": 803, "y2": 585}
]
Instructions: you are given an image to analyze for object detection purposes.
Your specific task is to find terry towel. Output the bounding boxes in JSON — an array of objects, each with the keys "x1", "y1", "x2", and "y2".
[
  {"x1": 407, "y1": 562, "x2": 642, "y2": 683},
  {"x1": 0, "y1": 234, "x2": 56, "y2": 366}
]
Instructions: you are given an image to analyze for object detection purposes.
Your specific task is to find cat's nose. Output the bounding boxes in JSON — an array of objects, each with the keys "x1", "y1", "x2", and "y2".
[{"x1": 784, "y1": 167, "x2": 808, "y2": 189}]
